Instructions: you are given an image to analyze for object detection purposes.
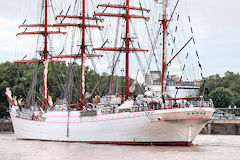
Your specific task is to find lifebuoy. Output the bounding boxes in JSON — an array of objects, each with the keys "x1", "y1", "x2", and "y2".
[
  {"x1": 167, "y1": 104, "x2": 172, "y2": 109},
  {"x1": 34, "y1": 115, "x2": 39, "y2": 119}
]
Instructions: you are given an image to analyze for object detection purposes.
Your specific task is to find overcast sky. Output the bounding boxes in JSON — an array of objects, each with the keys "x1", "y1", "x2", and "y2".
[
  {"x1": 0, "y1": 0, "x2": 239, "y2": 77},
  {"x1": 186, "y1": 0, "x2": 240, "y2": 77}
]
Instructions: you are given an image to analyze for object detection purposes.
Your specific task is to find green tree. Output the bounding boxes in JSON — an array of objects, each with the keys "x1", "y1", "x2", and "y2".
[
  {"x1": 222, "y1": 71, "x2": 240, "y2": 89},
  {"x1": 233, "y1": 96, "x2": 240, "y2": 108},
  {"x1": 200, "y1": 74, "x2": 222, "y2": 94},
  {"x1": 200, "y1": 71, "x2": 240, "y2": 108},
  {"x1": 209, "y1": 87, "x2": 233, "y2": 108}
]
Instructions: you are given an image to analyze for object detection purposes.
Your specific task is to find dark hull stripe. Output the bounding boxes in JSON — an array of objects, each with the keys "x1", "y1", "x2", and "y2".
[
  {"x1": 18, "y1": 138, "x2": 192, "y2": 146},
  {"x1": 85, "y1": 141, "x2": 192, "y2": 146}
]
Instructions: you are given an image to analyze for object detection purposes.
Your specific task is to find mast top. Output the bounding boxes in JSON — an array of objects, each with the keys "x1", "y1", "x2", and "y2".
[{"x1": 162, "y1": 0, "x2": 169, "y2": 19}]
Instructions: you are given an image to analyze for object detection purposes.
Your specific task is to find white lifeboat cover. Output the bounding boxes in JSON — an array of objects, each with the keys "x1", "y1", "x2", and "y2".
[
  {"x1": 144, "y1": 91, "x2": 153, "y2": 97},
  {"x1": 118, "y1": 100, "x2": 134, "y2": 110}
]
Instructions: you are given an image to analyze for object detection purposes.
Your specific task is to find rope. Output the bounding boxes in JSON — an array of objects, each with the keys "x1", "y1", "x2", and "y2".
[{"x1": 52, "y1": 63, "x2": 64, "y2": 99}]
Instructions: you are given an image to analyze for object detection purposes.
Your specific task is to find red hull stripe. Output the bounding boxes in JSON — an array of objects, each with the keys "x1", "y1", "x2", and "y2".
[
  {"x1": 40, "y1": 106, "x2": 213, "y2": 118},
  {"x1": 151, "y1": 118, "x2": 210, "y2": 122},
  {"x1": 45, "y1": 110, "x2": 213, "y2": 118}
]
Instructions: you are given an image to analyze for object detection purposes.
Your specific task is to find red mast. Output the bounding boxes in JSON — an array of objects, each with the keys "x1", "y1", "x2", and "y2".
[
  {"x1": 94, "y1": 1, "x2": 149, "y2": 100},
  {"x1": 159, "y1": 0, "x2": 197, "y2": 102},
  {"x1": 42, "y1": 0, "x2": 48, "y2": 110},
  {"x1": 160, "y1": 0, "x2": 185, "y2": 102},
  {"x1": 52, "y1": 1, "x2": 103, "y2": 110},
  {"x1": 160, "y1": 0, "x2": 171, "y2": 103},
  {"x1": 15, "y1": 0, "x2": 104, "y2": 110},
  {"x1": 44, "y1": 0, "x2": 48, "y2": 56},
  {"x1": 15, "y1": 0, "x2": 66, "y2": 110},
  {"x1": 161, "y1": 19, "x2": 167, "y2": 102},
  {"x1": 80, "y1": 0, "x2": 86, "y2": 110},
  {"x1": 125, "y1": 0, "x2": 130, "y2": 99}
]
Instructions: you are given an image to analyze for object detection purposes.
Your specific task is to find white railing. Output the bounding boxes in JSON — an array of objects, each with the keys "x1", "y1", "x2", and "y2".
[
  {"x1": 167, "y1": 100, "x2": 213, "y2": 108},
  {"x1": 96, "y1": 100, "x2": 213, "y2": 114}
]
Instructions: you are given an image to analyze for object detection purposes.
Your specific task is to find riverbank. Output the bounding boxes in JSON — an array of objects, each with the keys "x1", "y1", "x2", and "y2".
[
  {"x1": 0, "y1": 119, "x2": 13, "y2": 132},
  {"x1": 200, "y1": 120, "x2": 240, "y2": 135}
]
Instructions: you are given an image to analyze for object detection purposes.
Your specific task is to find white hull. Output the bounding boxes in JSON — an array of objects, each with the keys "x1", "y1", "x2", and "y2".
[{"x1": 10, "y1": 107, "x2": 214, "y2": 146}]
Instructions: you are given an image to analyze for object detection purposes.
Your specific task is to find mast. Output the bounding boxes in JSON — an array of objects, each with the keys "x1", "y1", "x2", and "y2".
[
  {"x1": 125, "y1": 0, "x2": 130, "y2": 100},
  {"x1": 43, "y1": 0, "x2": 49, "y2": 110},
  {"x1": 15, "y1": 0, "x2": 107, "y2": 110},
  {"x1": 161, "y1": 0, "x2": 168, "y2": 102},
  {"x1": 94, "y1": 1, "x2": 149, "y2": 101},
  {"x1": 80, "y1": 0, "x2": 86, "y2": 110},
  {"x1": 52, "y1": 1, "x2": 103, "y2": 110},
  {"x1": 160, "y1": 0, "x2": 188, "y2": 102},
  {"x1": 15, "y1": 0, "x2": 68, "y2": 110}
]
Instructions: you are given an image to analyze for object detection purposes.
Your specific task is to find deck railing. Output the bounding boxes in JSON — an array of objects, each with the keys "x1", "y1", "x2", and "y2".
[{"x1": 97, "y1": 100, "x2": 213, "y2": 114}]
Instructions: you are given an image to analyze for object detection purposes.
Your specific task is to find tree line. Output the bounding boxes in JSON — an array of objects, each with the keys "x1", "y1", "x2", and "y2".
[
  {"x1": 1, "y1": 61, "x2": 239, "y2": 117},
  {"x1": 200, "y1": 71, "x2": 240, "y2": 108},
  {"x1": 0, "y1": 62, "x2": 142, "y2": 118}
]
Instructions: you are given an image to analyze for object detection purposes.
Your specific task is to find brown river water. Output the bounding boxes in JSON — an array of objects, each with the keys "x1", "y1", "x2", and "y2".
[{"x1": 1, "y1": 133, "x2": 240, "y2": 160}]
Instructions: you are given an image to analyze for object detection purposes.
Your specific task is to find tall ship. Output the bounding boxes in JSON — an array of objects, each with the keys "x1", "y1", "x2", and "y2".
[{"x1": 6, "y1": 0, "x2": 214, "y2": 146}]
